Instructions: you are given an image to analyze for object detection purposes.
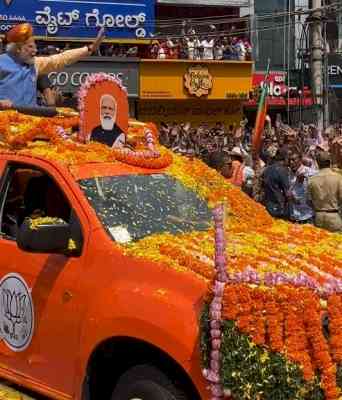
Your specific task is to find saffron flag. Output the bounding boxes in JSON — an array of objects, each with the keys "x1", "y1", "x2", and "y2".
[{"x1": 252, "y1": 65, "x2": 270, "y2": 156}]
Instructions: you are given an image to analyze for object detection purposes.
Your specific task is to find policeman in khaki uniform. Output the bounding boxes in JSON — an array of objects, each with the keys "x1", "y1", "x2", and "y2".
[{"x1": 308, "y1": 151, "x2": 342, "y2": 232}]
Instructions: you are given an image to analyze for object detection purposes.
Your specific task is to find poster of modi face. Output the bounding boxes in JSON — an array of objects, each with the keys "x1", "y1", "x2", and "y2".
[{"x1": 80, "y1": 76, "x2": 129, "y2": 148}]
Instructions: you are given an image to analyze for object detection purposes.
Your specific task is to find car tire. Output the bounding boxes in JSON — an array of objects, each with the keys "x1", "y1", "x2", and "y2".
[{"x1": 111, "y1": 364, "x2": 189, "y2": 400}]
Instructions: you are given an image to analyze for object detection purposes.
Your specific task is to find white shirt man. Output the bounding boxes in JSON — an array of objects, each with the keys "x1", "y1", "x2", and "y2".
[
  {"x1": 185, "y1": 37, "x2": 200, "y2": 60},
  {"x1": 201, "y1": 38, "x2": 214, "y2": 60}
]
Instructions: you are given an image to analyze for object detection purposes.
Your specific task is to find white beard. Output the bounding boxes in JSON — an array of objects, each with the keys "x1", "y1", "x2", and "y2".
[
  {"x1": 101, "y1": 116, "x2": 115, "y2": 131},
  {"x1": 19, "y1": 55, "x2": 34, "y2": 65},
  {"x1": 25, "y1": 57, "x2": 35, "y2": 65}
]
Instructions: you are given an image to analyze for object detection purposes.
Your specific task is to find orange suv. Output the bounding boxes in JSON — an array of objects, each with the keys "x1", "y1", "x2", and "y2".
[{"x1": 0, "y1": 153, "x2": 210, "y2": 400}]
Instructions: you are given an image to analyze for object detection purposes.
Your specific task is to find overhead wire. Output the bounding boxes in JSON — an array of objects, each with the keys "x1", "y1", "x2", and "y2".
[
  {"x1": 8, "y1": 1, "x2": 342, "y2": 32},
  {"x1": 24, "y1": 12, "x2": 341, "y2": 42},
  {"x1": 153, "y1": 1, "x2": 342, "y2": 27},
  {"x1": 7, "y1": 1, "x2": 341, "y2": 43},
  {"x1": 147, "y1": 1, "x2": 342, "y2": 27}
]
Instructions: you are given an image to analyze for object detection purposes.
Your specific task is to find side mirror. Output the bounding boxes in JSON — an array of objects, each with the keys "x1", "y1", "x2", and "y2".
[{"x1": 17, "y1": 218, "x2": 70, "y2": 254}]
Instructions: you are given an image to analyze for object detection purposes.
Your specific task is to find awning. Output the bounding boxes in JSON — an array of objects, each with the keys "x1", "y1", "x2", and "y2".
[{"x1": 157, "y1": 0, "x2": 249, "y2": 6}]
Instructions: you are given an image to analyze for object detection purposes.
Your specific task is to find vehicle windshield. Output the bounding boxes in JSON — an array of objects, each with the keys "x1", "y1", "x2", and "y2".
[{"x1": 79, "y1": 174, "x2": 212, "y2": 243}]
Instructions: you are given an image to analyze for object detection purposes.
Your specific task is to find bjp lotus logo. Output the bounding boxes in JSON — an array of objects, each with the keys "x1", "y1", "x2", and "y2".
[
  {"x1": 2, "y1": 289, "x2": 27, "y2": 338},
  {"x1": 4, "y1": 0, "x2": 13, "y2": 5},
  {"x1": 0, "y1": 274, "x2": 34, "y2": 352}
]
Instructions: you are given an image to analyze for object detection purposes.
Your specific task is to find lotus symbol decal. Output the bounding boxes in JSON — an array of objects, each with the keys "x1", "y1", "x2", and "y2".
[
  {"x1": 0, "y1": 274, "x2": 34, "y2": 351},
  {"x1": 2, "y1": 289, "x2": 27, "y2": 338}
]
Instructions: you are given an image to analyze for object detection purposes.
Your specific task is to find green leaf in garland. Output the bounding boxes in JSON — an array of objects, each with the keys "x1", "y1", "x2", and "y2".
[
  {"x1": 218, "y1": 320, "x2": 323, "y2": 400},
  {"x1": 200, "y1": 303, "x2": 211, "y2": 369}
]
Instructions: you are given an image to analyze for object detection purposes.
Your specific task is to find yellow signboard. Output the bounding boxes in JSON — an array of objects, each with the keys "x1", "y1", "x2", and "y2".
[
  {"x1": 140, "y1": 59, "x2": 253, "y2": 100},
  {"x1": 137, "y1": 99, "x2": 243, "y2": 127}
]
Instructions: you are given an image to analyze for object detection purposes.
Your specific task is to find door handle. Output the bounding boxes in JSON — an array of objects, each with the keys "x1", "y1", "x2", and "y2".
[{"x1": 62, "y1": 290, "x2": 73, "y2": 302}]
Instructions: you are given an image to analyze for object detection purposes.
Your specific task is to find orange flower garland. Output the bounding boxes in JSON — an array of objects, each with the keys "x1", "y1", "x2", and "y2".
[
  {"x1": 264, "y1": 293, "x2": 284, "y2": 353},
  {"x1": 282, "y1": 288, "x2": 314, "y2": 381},
  {"x1": 328, "y1": 295, "x2": 342, "y2": 364},
  {"x1": 0, "y1": 111, "x2": 173, "y2": 169},
  {"x1": 0, "y1": 110, "x2": 79, "y2": 148},
  {"x1": 304, "y1": 293, "x2": 340, "y2": 400},
  {"x1": 249, "y1": 289, "x2": 266, "y2": 346},
  {"x1": 159, "y1": 243, "x2": 215, "y2": 280},
  {"x1": 112, "y1": 147, "x2": 173, "y2": 169}
]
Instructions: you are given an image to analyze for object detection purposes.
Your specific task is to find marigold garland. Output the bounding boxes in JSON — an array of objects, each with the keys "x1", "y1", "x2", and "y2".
[
  {"x1": 328, "y1": 295, "x2": 342, "y2": 364},
  {"x1": 304, "y1": 293, "x2": 341, "y2": 400},
  {"x1": 0, "y1": 110, "x2": 173, "y2": 169},
  {"x1": 264, "y1": 293, "x2": 284, "y2": 353}
]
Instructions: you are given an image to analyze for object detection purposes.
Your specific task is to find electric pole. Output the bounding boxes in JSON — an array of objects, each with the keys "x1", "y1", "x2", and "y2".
[{"x1": 310, "y1": 0, "x2": 324, "y2": 130}]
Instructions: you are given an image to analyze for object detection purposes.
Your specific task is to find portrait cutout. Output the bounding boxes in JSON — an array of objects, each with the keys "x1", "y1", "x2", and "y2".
[{"x1": 80, "y1": 79, "x2": 129, "y2": 148}]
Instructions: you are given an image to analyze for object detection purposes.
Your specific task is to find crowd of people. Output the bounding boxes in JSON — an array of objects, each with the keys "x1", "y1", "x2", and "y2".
[
  {"x1": 29, "y1": 32, "x2": 252, "y2": 61},
  {"x1": 149, "y1": 35, "x2": 251, "y2": 61},
  {"x1": 159, "y1": 117, "x2": 342, "y2": 232}
]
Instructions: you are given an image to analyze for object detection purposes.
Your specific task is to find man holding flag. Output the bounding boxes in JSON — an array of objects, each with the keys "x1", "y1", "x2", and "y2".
[
  {"x1": 251, "y1": 60, "x2": 271, "y2": 202},
  {"x1": 250, "y1": 60, "x2": 292, "y2": 219},
  {"x1": 252, "y1": 59, "x2": 271, "y2": 159}
]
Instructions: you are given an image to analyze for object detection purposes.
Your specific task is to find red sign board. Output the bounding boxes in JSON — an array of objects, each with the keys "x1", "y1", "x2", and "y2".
[{"x1": 245, "y1": 72, "x2": 313, "y2": 108}]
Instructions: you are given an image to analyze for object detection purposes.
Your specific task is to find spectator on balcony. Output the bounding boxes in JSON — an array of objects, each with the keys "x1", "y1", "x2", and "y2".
[
  {"x1": 200, "y1": 36, "x2": 214, "y2": 60},
  {"x1": 214, "y1": 38, "x2": 224, "y2": 60},
  {"x1": 157, "y1": 41, "x2": 168, "y2": 59},
  {"x1": 222, "y1": 37, "x2": 235, "y2": 60},
  {"x1": 166, "y1": 37, "x2": 180, "y2": 59},
  {"x1": 234, "y1": 37, "x2": 247, "y2": 61},
  {"x1": 126, "y1": 46, "x2": 138, "y2": 57},
  {"x1": 104, "y1": 44, "x2": 114, "y2": 57},
  {"x1": 149, "y1": 42, "x2": 159, "y2": 59},
  {"x1": 179, "y1": 38, "x2": 188, "y2": 59},
  {"x1": 244, "y1": 38, "x2": 252, "y2": 60},
  {"x1": 185, "y1": 36, "x2": 199, "y2": 60}
]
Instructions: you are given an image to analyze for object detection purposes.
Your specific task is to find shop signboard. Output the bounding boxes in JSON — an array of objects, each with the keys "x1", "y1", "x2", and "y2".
[
  {"x1": 328, "y1": 54, "x2": 342, "y2": 96},
  {"x1": 246, "y1": 71, "x2": 313, "y2": 107},
  {"x1": 0, "y1": 0, "x2": 155, "y2": 39},
  {"x1": 138, "y1": 99, "x2": 243, "y2": 126},
  {"x1": 47, "y1": 58, "x2": 139, "y2": 98},
  {"x1": 140, "y1": 59, "x2": 253, "y2": 100}
]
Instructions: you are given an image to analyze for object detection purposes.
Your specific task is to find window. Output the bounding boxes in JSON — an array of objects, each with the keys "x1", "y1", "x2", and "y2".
[
  {"x1": 79, "y1": 174, "x2": 212, "y2": 243},
  {"x1": 0, "y1": 165, "x2": 71, "y2": 240}
]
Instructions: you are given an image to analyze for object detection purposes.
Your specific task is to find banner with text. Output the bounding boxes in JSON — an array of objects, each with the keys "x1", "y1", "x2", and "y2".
[
  {"x1": 48, "y1": 58, "x2": 139, "y2": 97},
  {"x1": 0, "y1": 0, "x2": 155, "y2": 39}
]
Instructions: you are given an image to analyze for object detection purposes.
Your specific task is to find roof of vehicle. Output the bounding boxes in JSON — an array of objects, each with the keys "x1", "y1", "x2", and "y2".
[
  {"x1": 69, "y1": 162, "x2": 167, "y2": 180},
  {"x1": 0, "y1": 151, "x2": 168, "y2": 180},
  {"x1": 0, "y1": 110, "x2": 172, "y2": 180}
]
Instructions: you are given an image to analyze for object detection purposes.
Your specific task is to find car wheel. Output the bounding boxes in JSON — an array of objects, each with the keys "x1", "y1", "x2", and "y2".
[{"x1": 111, "y1": 364, "x2": 189, "y2": 400}]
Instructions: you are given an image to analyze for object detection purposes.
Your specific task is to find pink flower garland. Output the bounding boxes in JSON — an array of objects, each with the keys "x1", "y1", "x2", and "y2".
[
  {"x1": 227, "y1": 266, "x2": 342, "y2": 298},
  {"x1": 56, "y1": 126, "x2": 70, "y2": 140},
  {"x1": 144, "y1": 127, "x2": 159, "y2": 155},
  {"x1": 203, "y1": 203, "x2": 230, "y2": 400}
]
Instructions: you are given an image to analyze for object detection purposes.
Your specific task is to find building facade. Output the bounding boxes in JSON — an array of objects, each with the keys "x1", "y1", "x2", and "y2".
[
  {"x1": 252, "y1": 0, "x2": 296, "y2": 71},
  {"x1": 138, "y1": 59, "x2": 253, "y2": 126}
]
